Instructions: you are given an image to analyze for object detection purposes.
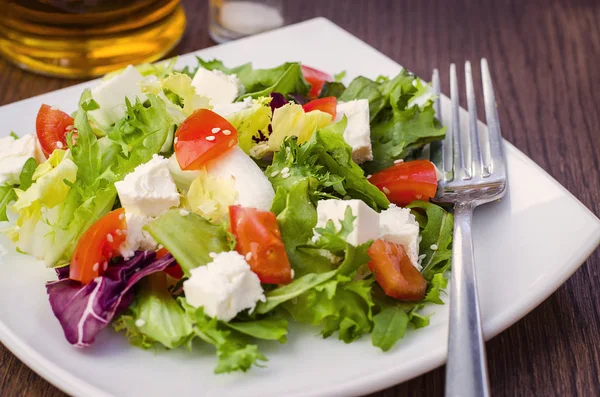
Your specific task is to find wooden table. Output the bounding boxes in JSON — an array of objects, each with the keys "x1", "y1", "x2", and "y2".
[{"x1": 1, "y1": 0, "x2": 599, "y2": 396}]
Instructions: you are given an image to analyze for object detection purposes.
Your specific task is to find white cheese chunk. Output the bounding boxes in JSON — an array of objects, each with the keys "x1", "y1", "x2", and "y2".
[
  {"x1": 119, "y1": 212, "x2": 157, "y2": 259},
  {"x1": 191, "y1": 68, "x2": 240, "y2": 106},
  {"x1": 315, "y1": 199, "x2": 380, "y2": 246},
  {"x1": 212, "y1": 96, "x2": 253, "y2": 118},
  {"x1": 205, "y1": 147, "x2": 274, "y2": 211},
  {"x1": 115, "y1": 154, "x2": 180, "y2": 217},
  {"x1": 335, "y1": 99, "x2": 373, "y2": 164},
  {"x1": 183, "y1": 251, "x2": 265, "y2": 321},
  {"x1": 379, "y1": 205, "x2": 421, "y2": 269},
  {"x1": 0, "y1": 134, "x2": 44, "y2": 185},
  {"x1": 89, "y1": 65, "x2": 147, "y2": 127}
]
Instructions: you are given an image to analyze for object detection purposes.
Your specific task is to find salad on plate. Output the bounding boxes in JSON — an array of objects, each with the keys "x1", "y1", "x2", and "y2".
[{"x1": 0, "y1": 58, "x2": 453, "y2": 373}]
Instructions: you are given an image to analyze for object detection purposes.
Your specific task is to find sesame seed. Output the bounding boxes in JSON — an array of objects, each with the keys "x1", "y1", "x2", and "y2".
[
  {"x1": 290, "y1": 269, "x2": 295, "y2": 278},
  {"x1": 228, "y1": 140, "x2": 236, "y2": 147},
  {"x1": 281, "y1": 167, "x2": 290, "y2": 173},
  {"x1": 174, "y1": 137, "x2": 178, "y2": 144},
  {"x1": 106, "y1": 233, "x2": 113, "y2": 243},
  {"x1": 179, "y1": 209, "x2": 190, "y2": 216},
  {"x1": 382, "y1": 187, "x2": 391, "y2": 194},
  {"x1": 205, "y1": 136, "x2": 216, "y2": 141},
  {"x1": 92, "y1": 262, "x2": 99, "y2": 272},
  {"x1": 281, "y1": 173, "x2": 290, "y2": 179},
  {"x1": 418, "y1": 254, "x2": 427, "y2": 261},
  {"x1": 245, "y1": 252, "x2": 252, "y2": 261},
  {"x1": 65, "y1": 125, "x2": 73, "y2": 131},
  {"x1": 222, "y1": 129, "x2": 232, "y2": 135},
  {"x1": 367, "y1": 174, "x2": 372, "y2": 179},
  {"x1": 394, "y1": 159, "x2": 404, "y2": 164},
  {"x1": 56, "y1": 141, "x2": 64, "y2": 149},
  {"x1": 118, "y1": 213, "x2": 125, "y2": 220},
  {"x1": 270, "y1": 170, "x2": 280, "y2": 177},
  {"x1": 115, "y1": 229, "x2": 122, "y2": 236},
  {"x1": 212, "y1": 127, "x2": 221, "y2": 134},
  {"x1": 103, "y1": 261, "x2": 109, "y2": 271},
  {"x1": 209, "y1": 252, "x2": 217, "y2": 259},
  {"x1": 430, "y1": 244, "x2": 438, "y2": 251},
  {"x1": 50, "y1": 106, "x2": 58, "y2": 111},
  {"x1": 135, "y1": 318, "x2": 146, "y2": 327},
  {"x1": 157, "y1": 244, "x2": 163, "y2": 250}
]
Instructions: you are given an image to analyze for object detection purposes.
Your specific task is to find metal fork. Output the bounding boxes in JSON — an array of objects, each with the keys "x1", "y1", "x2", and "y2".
[{"x1": 430, "y1": 59, "x2": 507, "y2": 397}]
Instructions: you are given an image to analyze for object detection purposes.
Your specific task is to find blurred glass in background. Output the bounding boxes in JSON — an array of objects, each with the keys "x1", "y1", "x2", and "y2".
[
  {"x1": 209, "y1": 0, "x2": 285, "y2": 43},
  {"x1": 0, "y1": 0, "x2": 186, "y2": 78}
]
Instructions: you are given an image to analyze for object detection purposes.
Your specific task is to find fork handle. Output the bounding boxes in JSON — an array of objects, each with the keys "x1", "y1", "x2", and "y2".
[{"x1": 445, "y1": 203, "x2": 490, "y2": 397}]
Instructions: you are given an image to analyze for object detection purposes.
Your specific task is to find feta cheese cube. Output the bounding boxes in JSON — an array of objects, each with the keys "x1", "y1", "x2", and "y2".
[
  {"x1": 315, "y1": 199, "x2": 380, "y2": 246},
  {"x1": 0, "y1": 134, "x2": 44, "y2": 185},
  {"x1": 115, "y1": 154, "x2": 180, "y2": 217},
  {"x1": 205, "y1": 147, "x2": 274, "y2": 211},
  {"x1": 88, "y1": 65, "x2": 147, "y2": 127},
  {"x1": 379, "y1": 205, "x2": 421, "y2": 269},
  {"x1": 183, "y1": 251, "x2": 265, "y2": 321},
  {"x1": 212, "y1": 96, "x2": 253, "y2": 118},
  {"x1": 335, "y1": 99, "x2": 373, "y2": 164},
  {"x1": 118, "y1": 212, "x2": 157, "y2": 259},
  {"x1": 191, "y1": 68, "x2": 241, "y2": 106}
]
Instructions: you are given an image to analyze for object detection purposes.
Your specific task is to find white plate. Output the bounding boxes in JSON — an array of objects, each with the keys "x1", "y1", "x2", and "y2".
[{"x1": 0, "y1": 18, "x2": 599, "y2": 397}]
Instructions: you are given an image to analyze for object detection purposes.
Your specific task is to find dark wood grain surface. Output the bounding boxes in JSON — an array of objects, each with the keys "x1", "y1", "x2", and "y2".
[{"x1": 1, "y1": 0, "x2": 599, "y2": 396}]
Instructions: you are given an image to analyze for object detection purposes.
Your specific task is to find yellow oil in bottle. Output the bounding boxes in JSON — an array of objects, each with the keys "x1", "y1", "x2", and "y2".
[{"x1": 0, "y1": 0, "x2": 186, "y2": 78}]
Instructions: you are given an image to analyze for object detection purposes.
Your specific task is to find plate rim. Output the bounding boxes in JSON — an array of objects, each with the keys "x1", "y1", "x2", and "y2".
[{"x1": 0, "y1": 17, "x2": 599, "y2": 397}]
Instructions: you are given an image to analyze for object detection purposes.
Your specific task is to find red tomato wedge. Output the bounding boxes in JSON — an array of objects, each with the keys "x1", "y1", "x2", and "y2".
[
  {"x1": 35, "y1": 104, "x2": 74, "y2": 157},
  {"x1": 303, "y1": 96, "x2": 337, "y2": 119},
  {"x1": 301, "y1": 65, "x2": 333, "y2": 98},
  {"x1": 367, "y1": 239, "x2": 427, "y2": 301},
  {"x1": 70, "y1": 208, "x2": 127, "y2": 284},
  {"x1": 175, "y1": 109, "x2": 238, "y2": 171},
  {"x1": 229, "y1": 205, "x2": 293, "y2": 285},
  {"x1": 368, "y1": 160, "x2": 438, "y2": 206},
  {"x1": 156, "y1": 247, "x2": 184, "y2": 279}
]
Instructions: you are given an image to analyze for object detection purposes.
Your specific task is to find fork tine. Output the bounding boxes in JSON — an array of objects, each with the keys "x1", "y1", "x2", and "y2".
[
  {"x1": 429, "y1": 69, "x2": 444, "y2": 172},
  {"x1": 450, "y1": 63, "x2": 462, "y2": 180},
  {"x1": 481, "y1": 59, "x2": 505, "y2": 176},
  {"x1": 465, "y1": 61, "x2": 482, "y2": 178}
]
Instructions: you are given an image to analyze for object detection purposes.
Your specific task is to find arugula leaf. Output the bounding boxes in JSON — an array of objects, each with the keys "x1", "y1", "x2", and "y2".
[
  {"x1": 113, "y1": 273, "x2": 193, "y2": 349},
  {"x1": 423, "y1": 273, "x2": 448, "y2": 304},
  {"x1": 319, "y1": 81, "x2": 346, "y2": 98},
  {"x1": 371, "y1": 305, "x2": 409, "y2": 351},
  {"x1": 313, "y1": 206, "x2": 356, "y2": 254},
  {"x1": 0, "y1": 185, "x2": 16, "y2": 222},
  {"x1": 339, "y1": 76, "x2": 386, "y2": 122},
  {"x1": 197, "y1": 58, "x2": 311, "y2": 99},
  {"x1": 180, "y1": 299, "x2": 267, "y2": 373},
  {"x1": 145, "y1": 209, "x2": 233, "y2": 277},
  {"x1": 408, "y1": 201, "x2": 453, "y2": 280},
  {"x1": 18, "y1": 158, "x2": 37, "y2": 190},
  {"x1": 334, "y1": 71, "x2": 346, "y2": 82},
  {"x1": 225, "y1": 317, "x2": 288, "y2": 343}
]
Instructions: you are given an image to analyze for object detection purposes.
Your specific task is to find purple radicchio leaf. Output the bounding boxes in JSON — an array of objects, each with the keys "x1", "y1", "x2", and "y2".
[
  {"x1": 269, "y1": 92, "x2": 288, "y2": 112},
  {"x1": 286, "y1": 93, "x2": 310, "y2": 105},
  {"x1": 46, "y1": 251, "x2": 176, "y2": 347}
]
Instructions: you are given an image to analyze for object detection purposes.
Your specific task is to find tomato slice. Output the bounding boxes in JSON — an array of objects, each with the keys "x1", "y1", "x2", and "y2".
[
  {"x1": 175, "y1": 109, "x2": 238, "y2": 171},
  {"x1": 368, "y1": 160, "x2": 438, "y2": 206},
  {"x1": 156, "y1": 247, "x2": 184, "y2": 279},
  {"x1": 229, "y1": 205, "x2": 292, "y2": 285},
  {"x1": 301, "y1": 65, "x2": 333, "y2": 98},
  {"x1": 302, "y1": 96, "x2": 337, "y2": 119},
  {"x1": 367, "y1": 239, "x2": 427, "y2": 301},
  {"x1": 70, "y1": 208, "x2": 127, "y2": 284},
  {"x1": 35, "y1": 104, "x2": 74, "y2": 157}
]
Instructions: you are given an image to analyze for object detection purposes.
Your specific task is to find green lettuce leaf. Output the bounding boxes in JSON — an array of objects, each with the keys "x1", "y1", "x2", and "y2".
[
  {"x1": 270, "y1": 180, "x2": 334, "y2": 276},
  {"x1": 144, "y1": 209, "x2": 233, "y2": 277},
  {"x1": 339, "y1": 76, "x2": 386, "y2": 122},
  {"x1": 113, "y1": 273, "x2": 193, "y2": 349},
  {"x1": 225, "y1": 317, "x2": 288, "y2": 343},
  {"x1": 180, "y1": 299, "x2": 267, "y2": 373},
  {"x1": 196, "y1": 58, "x2": 311, "y2": 99},
  {"x1": 266, "y1": 119, "x2": 389, "y2": 211}
]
